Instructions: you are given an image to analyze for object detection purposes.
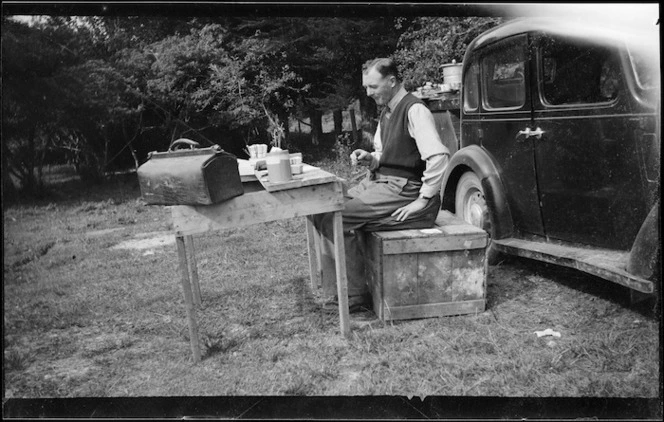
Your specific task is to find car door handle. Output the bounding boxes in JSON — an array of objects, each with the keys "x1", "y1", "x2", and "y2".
[{"x1": 516, "y1": 127, "x2": 545, "y2": 141}]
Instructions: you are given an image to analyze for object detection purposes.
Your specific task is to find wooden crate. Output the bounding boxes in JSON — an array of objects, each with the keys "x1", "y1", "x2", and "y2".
[{"x1": 362, "y1": 210, "x2": 488, "y2": 321}]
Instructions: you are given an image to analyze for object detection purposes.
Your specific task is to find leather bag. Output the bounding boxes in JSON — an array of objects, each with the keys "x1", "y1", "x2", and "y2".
[{"x1": 137, "y1": 138, "x2": 244, "y2": 205}]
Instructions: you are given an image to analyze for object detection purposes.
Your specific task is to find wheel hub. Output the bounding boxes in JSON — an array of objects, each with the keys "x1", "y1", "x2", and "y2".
[{"x1": 466, "y1": 191, "x2": 484, "y2": 227}]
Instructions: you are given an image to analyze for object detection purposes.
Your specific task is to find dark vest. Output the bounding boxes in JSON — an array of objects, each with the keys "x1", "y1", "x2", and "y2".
[{"x1": 378, "y1": 93, "x2": 426, "y2": 180}]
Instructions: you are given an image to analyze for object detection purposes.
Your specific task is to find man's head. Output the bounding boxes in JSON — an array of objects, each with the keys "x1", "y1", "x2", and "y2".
[{"x1": 362, "y1": 57, "x2": 401, "y2": 107}]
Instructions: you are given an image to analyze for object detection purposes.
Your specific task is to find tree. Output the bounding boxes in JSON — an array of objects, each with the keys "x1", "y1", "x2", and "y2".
[
  {"x1": 393, "y1": 17, "x2": 503, "y2": 90},
  {"x1": 2, "y1": 13, "x2": 504, "y2": 198},
  {"x1": 223, "y1": 17, "x2": 403, "y2": 145},
  {"x1": 2, "y1": 17, "x2": 85, "y2": 192}
]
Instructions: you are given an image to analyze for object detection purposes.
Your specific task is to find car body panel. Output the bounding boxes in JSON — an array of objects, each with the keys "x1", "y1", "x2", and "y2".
[{"x1": 439, "y1": 17, "x2": 660, "y2": 292}]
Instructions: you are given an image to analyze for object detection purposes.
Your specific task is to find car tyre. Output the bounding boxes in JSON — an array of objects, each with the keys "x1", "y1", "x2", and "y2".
[{"x1": 455, "y1": 171, "x2": 501, "y2": 264}]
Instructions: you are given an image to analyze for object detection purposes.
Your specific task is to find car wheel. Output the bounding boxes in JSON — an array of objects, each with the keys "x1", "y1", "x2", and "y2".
[{"x1": 455, "y1": 172, "x2": 501, "y2": 264}]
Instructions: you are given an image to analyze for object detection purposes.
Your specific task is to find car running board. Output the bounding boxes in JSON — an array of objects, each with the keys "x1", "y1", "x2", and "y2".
[{"x1": 492, "y1": 238, "x2": 655, "y2": 294}]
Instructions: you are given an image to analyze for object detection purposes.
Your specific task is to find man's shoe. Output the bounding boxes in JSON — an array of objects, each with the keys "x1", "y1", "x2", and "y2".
[{"x1": 322, "y1": 294, "x2": 372, "y2": 314}]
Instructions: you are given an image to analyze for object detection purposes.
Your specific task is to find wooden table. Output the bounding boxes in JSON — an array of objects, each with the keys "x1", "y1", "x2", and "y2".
[{"x1": 169, "y1": 160, "x2": 351, "y2": 363}]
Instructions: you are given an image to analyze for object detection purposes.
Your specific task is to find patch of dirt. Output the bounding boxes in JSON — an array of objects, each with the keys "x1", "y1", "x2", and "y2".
[
  {"x1": 85, "y1": 228, "x2": 125, "y2": 237},
  {"x1": 110, "y1": 231, "x2": 175, "y2": 251}
]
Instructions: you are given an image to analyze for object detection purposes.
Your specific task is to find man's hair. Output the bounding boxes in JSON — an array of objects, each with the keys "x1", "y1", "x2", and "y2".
[{"x1": 362, "y1": 57, "x2": 401, "y2": 81}]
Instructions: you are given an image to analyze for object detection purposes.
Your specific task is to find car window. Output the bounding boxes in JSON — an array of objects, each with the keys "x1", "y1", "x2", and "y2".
[
  {"x1": 463, "y1": 60, "x2": 480, "y2": 112},
  {"x1": 539, "y1": 36, "x2": 621, "y2": 105},
  {"x1": 481, "y1": 39, "x2": 526, "y2": 110}
]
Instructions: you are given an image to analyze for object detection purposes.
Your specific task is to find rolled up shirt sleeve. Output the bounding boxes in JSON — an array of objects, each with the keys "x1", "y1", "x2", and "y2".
[
  {"x1": 369, "y1": 126, "x2": 383, "y2": 172},
  {"x1": 407, "y1": 103, "x2": 450, "y2": 198}
]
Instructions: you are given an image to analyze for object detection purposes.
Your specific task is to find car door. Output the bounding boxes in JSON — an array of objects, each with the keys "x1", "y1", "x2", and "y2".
[
  {"x1": 531, "y1": 34, "x2": 649, "y2": 250},
  {"x1": 478, "y1": 35, "x2": 544, "y2": 237}
]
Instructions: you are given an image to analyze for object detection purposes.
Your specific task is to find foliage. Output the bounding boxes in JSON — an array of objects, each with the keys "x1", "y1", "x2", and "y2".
[
  {"x1": 2, "y1": 17, "x2": 87, "y2": 191},
  {"x1": 2, "y1": 14, "x2": 497, "y2": 195},
  {"x1": 393, "y1": 17, "x2": 503, "y2": 90}
]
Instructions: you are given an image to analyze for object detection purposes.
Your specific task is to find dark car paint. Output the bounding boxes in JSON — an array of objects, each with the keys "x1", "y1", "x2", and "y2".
[
  {"x1": 441, "y1": 145, "x2": 514, "y2": 240},
  {"x1": 440, "y1": 18, "x2": 660, "y2": 289}
]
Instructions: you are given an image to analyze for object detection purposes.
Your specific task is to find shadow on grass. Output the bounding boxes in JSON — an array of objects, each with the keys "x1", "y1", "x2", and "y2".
[
  {"x1": 6, "y1": 167, "x2": 142, "y2": 209},
  {"x1": 485, "y1": 255, "x2": 539, "y2": 310},
  {"x1": 490, "y1": 255, "x2": 660, "y2": 320}
]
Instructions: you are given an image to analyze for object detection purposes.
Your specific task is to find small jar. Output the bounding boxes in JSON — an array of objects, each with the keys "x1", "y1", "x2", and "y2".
[{"x1": 266, "y1": 150, "x2": 292, "y2": 183}]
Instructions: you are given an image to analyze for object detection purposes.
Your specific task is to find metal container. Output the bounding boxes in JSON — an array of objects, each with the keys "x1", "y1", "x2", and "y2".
[{"x1": 441, "y1": 62, "x2": 463, "y2": 86}]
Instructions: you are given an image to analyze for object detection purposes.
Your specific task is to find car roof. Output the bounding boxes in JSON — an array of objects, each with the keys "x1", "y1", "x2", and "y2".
[{"x1": 466, "y1": 17, "x2": 658, "y2": 55}]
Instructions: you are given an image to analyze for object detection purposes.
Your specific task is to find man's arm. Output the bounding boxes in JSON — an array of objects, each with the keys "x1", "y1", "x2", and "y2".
[
  {"x1": 350, "y1": 126, "x2": 382, "y2": 171},
  {"x1": 408, "y1": 103, "x2": 449, "y2": 197}
]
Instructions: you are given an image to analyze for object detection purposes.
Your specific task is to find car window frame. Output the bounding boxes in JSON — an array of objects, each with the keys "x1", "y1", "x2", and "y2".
[
  {"x1": 534, "y1": 32, "x2": 623, "y2": 109},
  {"x1": 479, "y1": 34, "x2": 528, "y2": 112}
]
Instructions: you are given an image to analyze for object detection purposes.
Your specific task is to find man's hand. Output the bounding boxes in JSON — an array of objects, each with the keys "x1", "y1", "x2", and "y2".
[
  {"x1": 391, "y1": 197, "x2": 428, "y2": 222},
  {"x1": 350, "y1": 149, "x2": 374, "y2": 167}
]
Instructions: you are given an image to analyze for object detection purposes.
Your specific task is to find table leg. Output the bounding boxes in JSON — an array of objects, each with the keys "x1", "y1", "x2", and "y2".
[
  {"x1": 176, "y1": 235, "x2": 202, "y2": 363},
  {"x1": 305, "y1": 216, "x2": 322, "y2": 290},
  {"x1": 332, "y1": 211, "x2": 351, "y2": 337},
  {"x1": 184, "y1": 235, "x2": 201, "y2": 306}
]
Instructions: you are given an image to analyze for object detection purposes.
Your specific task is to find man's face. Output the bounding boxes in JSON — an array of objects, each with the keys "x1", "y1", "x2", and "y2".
[{"x1": 362, "y1": 67, "x2": 396, "y2": 106}]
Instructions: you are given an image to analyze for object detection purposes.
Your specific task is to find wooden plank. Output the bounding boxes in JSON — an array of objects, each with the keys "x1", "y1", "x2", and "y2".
[
  {"x1": 333, "y1": 211, "x2": 351, "y2": 338},
  {"x1": 184, "y1": 235, "x2": 201, "y2": 306},
  {"x1": 381, "y1": 233, "x2": 487, "y2": 255},
  {"x1": 439, "y1": 224, "x2": 487, "y2": 236},
  {"x1": 254, "y1": 171, "x2": 304, "y2": 192},
  {"x1": 176, "y1": 236, "x2": 202, "y2": 363},
  {"x1": 418, "y1": 250, "x2": 486, "y2": 303},
  {"x1": 382, "y1": 299, "x2": 486, "y2": 321},
  {"x1": 171, "y1": 182, "x2": 344, "y2": 235},
  {"x1": 382, "y1": 254, "x2": 419, "y2": 307},
  {"x1": 364, "y1": 229, "x2": 385, "y2": 319},
  {"x1": 494, "y1": 237, "x2": 654, "y2": 293},
  {"x1": 372, "y1": 224, "x2": 485, "y2": 241},
  {"x1": 305, "y1": 217, "x2": 321, "y2": 290},
  {"x1": 253, "y1": 166, "x2": 338, "y2": 192}
]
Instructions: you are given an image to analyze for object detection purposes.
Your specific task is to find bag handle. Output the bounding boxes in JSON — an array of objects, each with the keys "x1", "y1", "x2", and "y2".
[{"x1": 169, "y1": 138, "x2": 200, "y2": 151}]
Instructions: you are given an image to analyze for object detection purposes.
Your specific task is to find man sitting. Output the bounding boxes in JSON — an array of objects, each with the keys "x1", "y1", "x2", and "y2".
[{"x1": 314, "y1": 57, "x2": 450, "y2": 314}]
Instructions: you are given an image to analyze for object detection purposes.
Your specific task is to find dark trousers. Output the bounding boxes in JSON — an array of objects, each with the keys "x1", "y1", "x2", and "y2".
[{"x1": 313, "y1": 172, "x2": 441, "y2": 297}]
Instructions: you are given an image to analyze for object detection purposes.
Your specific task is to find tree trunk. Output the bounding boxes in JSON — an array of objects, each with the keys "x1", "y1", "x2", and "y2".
[
  {"x1": 333, "y1": 109, "x2": 343, "y2": 139},
  {"x1": 309, "y1": 108, "x2": 323, "y2": 145},
  {"x1": 278, "y1": 108, "x2": 290, "y2": 149},
  {"x1": 123, "y1": 116, "x2": 143, "y2": 170},
  {"x1": 349, "y1": 108, "x2": 358, "y2": 144},
  {"x1": 2, "y1": 136, "x2": 18, "y2": 206},
  {"x1": 359, "y1": 93, "x2": 378, "y2": 135},
  {"x1": 103, "y1": 131, "x2": 110, "y2": 175},
  {"x1": 24, "y1": 126, "x2": 37, "y2": 192},
  {"x1": 36, "y1": 132, "x2": 52, "y2": 192}
]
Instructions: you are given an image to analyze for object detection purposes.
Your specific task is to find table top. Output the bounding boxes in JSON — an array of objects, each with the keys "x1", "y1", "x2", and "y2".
[
  {"x1": 170, "y1": 160, "x2": 344, "y2": 235},
  {"x1": 237, "y1": 159, "x2": 338, "y2": 192}
]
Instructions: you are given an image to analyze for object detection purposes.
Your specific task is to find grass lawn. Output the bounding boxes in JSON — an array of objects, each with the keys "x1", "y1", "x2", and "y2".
[{"x1": 2, "y1": 163, "x2": 661, "y2": 418}]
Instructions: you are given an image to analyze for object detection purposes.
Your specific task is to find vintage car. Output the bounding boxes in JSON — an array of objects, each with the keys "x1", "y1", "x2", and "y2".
[{"x1": 438, "y1": 18, "x2": 660, "y2": 297}]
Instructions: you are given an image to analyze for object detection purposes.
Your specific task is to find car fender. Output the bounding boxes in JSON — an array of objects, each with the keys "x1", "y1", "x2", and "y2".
[
  {"x1": 441, "y1": 145, "x2": 514, "y2": 239},
  {"x1": 627, "y1": 200, "x2": 661, "y2": 282}
]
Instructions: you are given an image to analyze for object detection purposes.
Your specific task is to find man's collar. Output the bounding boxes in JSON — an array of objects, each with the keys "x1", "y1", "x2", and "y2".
[{"x1": 387, "y1": 85, "x2": 408, "y2": 111}]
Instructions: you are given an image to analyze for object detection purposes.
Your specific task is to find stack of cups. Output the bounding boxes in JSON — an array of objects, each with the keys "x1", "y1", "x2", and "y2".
[
  {"x1": 248, "y1": 144, "x2": 268, "y2": 159},
  {"x1": 248, "y1": 144, "x2": 258, "y2": 159},
  {"x1": 257, "y1": 144, "x2": 267, "y2": 158},
  {"x1": 290, "y1": 153, "x2": 303, "y2": 174}
]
